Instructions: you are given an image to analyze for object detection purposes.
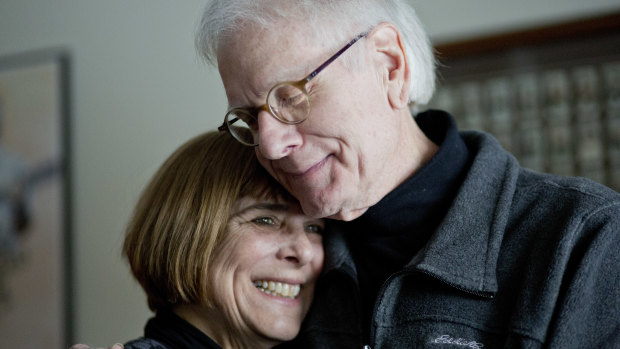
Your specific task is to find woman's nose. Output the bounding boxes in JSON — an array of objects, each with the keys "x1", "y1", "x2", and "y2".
[
  {"x1": 256, "y1": 110, "x2": 302, "y2": 160},
  {"x1": 276, "y1": 229, "x2": 314, "y2": 266}
]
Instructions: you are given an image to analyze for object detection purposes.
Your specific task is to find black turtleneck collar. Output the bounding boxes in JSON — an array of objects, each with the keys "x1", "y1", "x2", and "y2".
[
  {"x1": 354, "y1": 110, "x2": 470, "y2": 236},
  {"x1": 340, "y1": 110, "x2": 472, "y2": 332},
  {"x1": 143, "y1": 309, "x2": 222, "y2": 349}
]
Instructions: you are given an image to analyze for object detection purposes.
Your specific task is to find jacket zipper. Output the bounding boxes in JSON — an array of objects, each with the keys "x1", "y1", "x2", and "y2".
[
  {"x1": 367, "y1": 270, "x2": 409, "y2": 345},
  {"x1": 418, "y1": 269, "x2": 496, "y2": 299}
]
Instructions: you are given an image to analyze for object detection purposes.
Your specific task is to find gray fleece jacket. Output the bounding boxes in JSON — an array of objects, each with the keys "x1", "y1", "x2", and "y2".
[{"x1": 281, "y1": 129, "x2": 620, "y2": 348}]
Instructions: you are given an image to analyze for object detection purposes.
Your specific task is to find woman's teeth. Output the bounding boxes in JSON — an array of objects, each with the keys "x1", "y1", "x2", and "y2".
[{"x1": 254, "y1": 280, "x2": 301, "y2": 299}]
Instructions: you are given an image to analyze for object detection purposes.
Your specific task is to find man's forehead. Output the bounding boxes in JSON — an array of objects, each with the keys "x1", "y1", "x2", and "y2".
[{"x1": 218, "y1": 26, "x2": 319, "y2": 106}]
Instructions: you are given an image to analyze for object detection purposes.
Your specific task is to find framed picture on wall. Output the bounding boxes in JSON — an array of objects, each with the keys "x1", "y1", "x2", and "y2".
[{"x1": 0, "y1": 49, "x2": 72, "y2": 348}]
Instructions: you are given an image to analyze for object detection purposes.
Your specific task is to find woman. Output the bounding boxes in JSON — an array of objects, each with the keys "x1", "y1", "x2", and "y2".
[{"x1": 121, "y1": 130, "x2": 324, "y2": 349}]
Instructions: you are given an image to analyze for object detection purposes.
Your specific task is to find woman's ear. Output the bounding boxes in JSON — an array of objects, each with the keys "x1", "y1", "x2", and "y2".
[{"x1": 368, "y1": 22, "x2": 410, "y2": 109}]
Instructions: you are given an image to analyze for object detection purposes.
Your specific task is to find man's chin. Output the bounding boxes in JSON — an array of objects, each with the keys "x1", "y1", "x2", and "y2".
[
  {"x1": 298, "y1": 197, "x2": 368, "y2": 221},
  {"x1": 327, "y1": 207, "x2": 368, "y2": 221},
  {"x1": 294, "y1": 193, "x2": 331, "y2": 219},
  {"x1": 298, "y1": 201, "x2": 331, "y2": 219}
]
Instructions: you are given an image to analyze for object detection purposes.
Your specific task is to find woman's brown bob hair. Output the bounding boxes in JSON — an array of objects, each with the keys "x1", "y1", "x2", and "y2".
[{"x1": 123, "y1": 130, "x2": 294, "y2": 311}]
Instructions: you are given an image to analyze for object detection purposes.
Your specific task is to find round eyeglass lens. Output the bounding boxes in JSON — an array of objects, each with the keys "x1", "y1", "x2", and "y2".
[
  {"x1": 225, "y1": 109, "x2": 257, "y2": 145},
  {"x1": 267, "y1": 83, "x2": 310, "y2": 123}
]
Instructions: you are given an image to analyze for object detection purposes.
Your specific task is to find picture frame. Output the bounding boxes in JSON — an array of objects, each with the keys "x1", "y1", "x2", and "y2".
[{"x1": 0, "y1": 48, "x2": 72, "y2": 347}]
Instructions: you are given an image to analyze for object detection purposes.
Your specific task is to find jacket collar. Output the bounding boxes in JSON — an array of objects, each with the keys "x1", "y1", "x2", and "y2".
[
  {"x1": 408, "y1": 130, "x2": 520, "y2": 296},
  {"x1": 323, "y1": 130, "x2": 520, "y2": 297}
]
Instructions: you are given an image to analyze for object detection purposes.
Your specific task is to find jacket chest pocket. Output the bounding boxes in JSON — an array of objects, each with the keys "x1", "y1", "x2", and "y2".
[
  {"x1": 371, "y1": 322, "x2": 540, "y2": 348},
  {"x1": 370, "y1": 276, "x2": 540, "y2": 348}
]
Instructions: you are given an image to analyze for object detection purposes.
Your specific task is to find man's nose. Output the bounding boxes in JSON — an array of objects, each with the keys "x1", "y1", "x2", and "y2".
[
  {"x1": 256, "y1": 109, "x2": 302, "y2": 160},
  {"x1": 276, "y1": 229, "x2": 314, "y2": 266}
]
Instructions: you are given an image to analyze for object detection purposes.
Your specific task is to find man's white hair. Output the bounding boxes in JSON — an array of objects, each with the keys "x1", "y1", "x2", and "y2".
[{"x1": 196, "y1": 0, "x2": 436, "y2": 105}]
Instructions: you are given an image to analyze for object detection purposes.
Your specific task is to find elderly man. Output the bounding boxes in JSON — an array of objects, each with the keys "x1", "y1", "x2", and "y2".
[
  {"x1": 200, "y1": 1, "x2": 620, "y2": 348},
  {"x1": 78, "y1": 1, "x2": 619, "y2": 348}
]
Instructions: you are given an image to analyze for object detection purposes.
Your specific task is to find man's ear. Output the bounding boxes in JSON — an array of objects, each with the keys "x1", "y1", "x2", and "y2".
[{"x1": 368, "y1": 22, "x2": 410, "y2": 109}]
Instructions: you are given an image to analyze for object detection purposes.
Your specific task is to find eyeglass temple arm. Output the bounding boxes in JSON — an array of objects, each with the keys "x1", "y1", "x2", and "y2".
[
  {"x1": 304, "y1": 31, "x2": 370, "y2": 83},
  {"x1": 218, "y1": 117, "x2": 239, "y2": 132}
]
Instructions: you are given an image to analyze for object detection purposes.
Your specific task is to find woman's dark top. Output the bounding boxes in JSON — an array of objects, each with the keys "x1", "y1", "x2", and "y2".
[{"x1": 124, "y1": 309, "x2": 222, "y2": 349}]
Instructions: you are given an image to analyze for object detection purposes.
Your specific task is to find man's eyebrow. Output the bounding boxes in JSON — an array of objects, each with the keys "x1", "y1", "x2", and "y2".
[
  {"x1": 227, "y1": 84, "x2": 266, "y2": 110},
  {"x1": 228, "y1": 60, "x2": 318, "y2": 110}
]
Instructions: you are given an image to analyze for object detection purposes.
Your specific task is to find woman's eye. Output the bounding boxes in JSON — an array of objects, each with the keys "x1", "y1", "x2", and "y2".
[
  {"x1": 305, "y1": 224, "x2": 324, "y2": 235},
  {"x1": 252, "y1": 216, "x2": 276, "y2": 225}
]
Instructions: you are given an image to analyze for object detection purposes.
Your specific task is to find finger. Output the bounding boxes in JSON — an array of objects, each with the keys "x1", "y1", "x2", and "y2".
[
  {"x1": 111, "y1": 344, "x2": 124, "y2": 349},
  {"x1": 69, "y1": 345, "x2": 91, "y2": 349}
]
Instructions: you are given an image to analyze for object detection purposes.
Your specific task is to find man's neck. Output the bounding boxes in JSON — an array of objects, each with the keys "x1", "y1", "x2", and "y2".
[
  {"x1": 398, "y1": 110, "x2": 439, "y2": 180},
  {"x1": 330, "y1": 109, "x2": 438, "y2": 222}
]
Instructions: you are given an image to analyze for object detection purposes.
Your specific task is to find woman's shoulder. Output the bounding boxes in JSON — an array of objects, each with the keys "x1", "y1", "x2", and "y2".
[{"x1": 124, "y1": 337, "x2": 168, "y2": 349}]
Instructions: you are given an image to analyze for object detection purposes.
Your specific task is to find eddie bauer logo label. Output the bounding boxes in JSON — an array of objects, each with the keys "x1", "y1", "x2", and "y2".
[{"x1": 433, "y1": 334, "x2": 484, "y2": 348}]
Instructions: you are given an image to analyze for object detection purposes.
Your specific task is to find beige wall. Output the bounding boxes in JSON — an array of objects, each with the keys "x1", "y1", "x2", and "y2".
[{"x1": 0, "y1": 0, "x2": 618, "y2": 346}]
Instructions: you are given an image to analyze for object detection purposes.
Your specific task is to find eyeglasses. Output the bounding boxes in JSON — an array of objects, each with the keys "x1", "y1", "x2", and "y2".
[{"x1": 218, "y1": 30, "x2": 370, "y2": 146}]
